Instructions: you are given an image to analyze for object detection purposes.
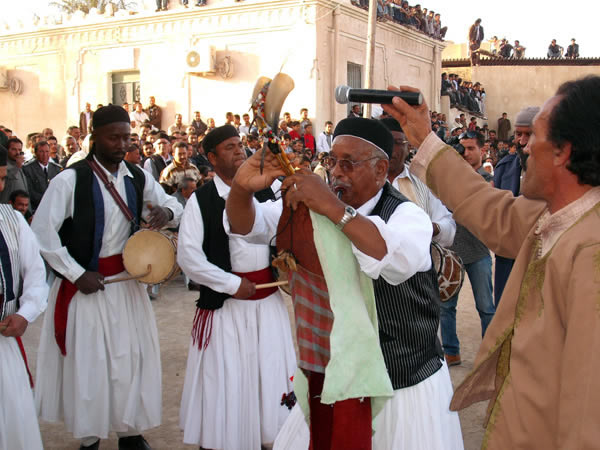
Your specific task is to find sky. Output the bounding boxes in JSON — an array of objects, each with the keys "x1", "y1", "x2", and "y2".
[{"x1": 4, "y1": 0, "x2": 600, "y2": 58}]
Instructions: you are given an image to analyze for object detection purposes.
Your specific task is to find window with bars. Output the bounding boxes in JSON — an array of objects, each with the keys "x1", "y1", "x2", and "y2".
[
  {"x1": 347, "y1": 62, "x2": 363, "y2": 115},
  {"x1": 111, "y1": 71, "x2": 140, "y2": 106}
]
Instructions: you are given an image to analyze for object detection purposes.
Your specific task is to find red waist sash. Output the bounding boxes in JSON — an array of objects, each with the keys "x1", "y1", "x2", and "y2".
[
  {"x1": 232, "y1": 267, "x2": 277, "y2": 299},
  {"x1": 192, "y1": 267, "x2": 277, "y2": 351},
  {"x1": 54, "y1": 254, "x2": 125, "y2": 356}
]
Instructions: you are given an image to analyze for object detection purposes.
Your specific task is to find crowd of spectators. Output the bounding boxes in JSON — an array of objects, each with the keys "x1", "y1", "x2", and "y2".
[
  {"x1": 429, "y1": 110, "x2": 519, "y2": 176},
  {"x1": 486, "y1": 36, "x2": 580, "y2": 60},
  {"x1": 351, "y1": 0, "x2": 447, "y2": 40},
  {"x1": 547, "y1": 38, "x2": 580, "y2": 59},
  {"x1": 0, "y1": 100, "x2": 338, "y2": 222},
  {"x1": 441, "y1": 73, "x2": 486, "y2": 118}
]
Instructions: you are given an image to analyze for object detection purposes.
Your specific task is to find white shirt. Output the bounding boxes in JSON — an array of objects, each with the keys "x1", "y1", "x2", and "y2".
[
  {"x1": 177, "y1": 175, "x2": 275, "y2": 296},
  {"x1": 239, "y1": 124, "x2": 251, "y2": 136},
  {"x1": 316, "y1": 132, "x2": 332, "y2": 154},
  {"x1": 392, "y1": 166, "x2": 456, "y2": 248},
  {"x1": 129, "y1": 111, "x2": 149, "y2": 127},
  {"x1": 32, "y1": 156, "x2": 183, "y2": 283},
  {"x1": 0, "y1": 211, "x2": 48, "y2": 323},
  {"x1": 231, "y1": 187, "x2": 433, "y2": 286}
]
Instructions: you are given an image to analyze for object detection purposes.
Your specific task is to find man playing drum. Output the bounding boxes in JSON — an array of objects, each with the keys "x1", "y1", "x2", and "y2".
[
  {"x1": 0, "y1": 145, "x2": 48, "y2": 450},
  {"x1": 177, "y1": 125, "x2": 297, "y2": 449},
  {"x1": 226, "y1": 118, "x2": 463, "y2": 449},
  {"x1": 32, "y1": 105, "x2": 183, "y2": 450}
]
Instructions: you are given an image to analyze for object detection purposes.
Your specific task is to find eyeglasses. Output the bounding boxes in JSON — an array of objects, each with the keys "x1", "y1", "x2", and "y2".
[
  {"x1": 459, "y1": 131, "x2": 479, "y2": 140},
  {"x1": 328, "y1": 156, "x2": 381, "y2": 172},
  {"x1": 394, "y1": 139, "x2": 409, "y2": 148}
]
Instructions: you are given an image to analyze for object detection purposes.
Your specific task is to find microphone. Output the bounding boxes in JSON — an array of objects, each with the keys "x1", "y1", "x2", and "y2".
[{"x1": 335, "y1": 85, "x2": 423, "y2": 106}]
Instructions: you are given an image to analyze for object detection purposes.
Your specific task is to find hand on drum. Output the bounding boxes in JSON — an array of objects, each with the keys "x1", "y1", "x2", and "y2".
[
  {"x1": 232, "y1": 144, "x2": 286, "y2": 194},
  {"x1": 233, "y1": 277, "x2": 256, "y2": 300},
  {"x1": 75, "y1": 271, "x2": 105, "y2": 295},
  {"x1": 146, "y1": 204, "x2": 171, "y2": 230}
]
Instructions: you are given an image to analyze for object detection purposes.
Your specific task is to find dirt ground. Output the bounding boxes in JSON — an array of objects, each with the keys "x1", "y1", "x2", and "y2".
[{"x1": 23, "y1": 274, "x2": 487, "y2": 450}]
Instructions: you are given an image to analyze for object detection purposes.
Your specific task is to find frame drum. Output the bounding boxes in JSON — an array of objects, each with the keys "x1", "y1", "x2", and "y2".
[{"x1": 122, "y1": 230, "x2": 179, "y2": 284}]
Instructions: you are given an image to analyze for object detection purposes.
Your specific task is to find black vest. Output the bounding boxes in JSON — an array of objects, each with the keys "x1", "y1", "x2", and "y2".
[
  {"x1": 370, "y1": 182, "x2": 443, "y2": 389},
  {"x1": 151, "y1": 154, "x2": 167, "y2": 177},
  {"x1": 57, "y1": 157, "x2": 145, "y2": 275},
  {"x1": 195, "y1": 180, "x2": 275, "y2": 310}
]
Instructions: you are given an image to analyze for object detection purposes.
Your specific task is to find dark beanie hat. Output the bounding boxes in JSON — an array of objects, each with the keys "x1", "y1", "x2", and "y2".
[
  {"x1": 92, "y1": 105, "x2": 131, "y2": 130},
  {"x1": 379, "y1": 117, "x2": 403, "y2": 133},
  {"x1": 333, "y1": 117, "x2": 394, "y2": 159},
  {"x1": 202, "y1": 124, "x2": 239, "y2": 154}
]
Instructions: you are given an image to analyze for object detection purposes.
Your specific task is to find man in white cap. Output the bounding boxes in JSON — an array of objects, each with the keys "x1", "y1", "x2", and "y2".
[{"x1": 492, "y1": 106, "x2": 539, "y2": 305}]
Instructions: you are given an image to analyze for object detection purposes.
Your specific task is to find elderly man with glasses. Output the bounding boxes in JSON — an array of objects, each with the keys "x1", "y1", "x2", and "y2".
[{"x1": 226, "y1": 117, "x2": 463, "y2": 450}]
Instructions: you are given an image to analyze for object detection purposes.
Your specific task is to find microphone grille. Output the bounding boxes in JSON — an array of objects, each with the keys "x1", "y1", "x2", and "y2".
[{"x1": 335, "y1": 85, "x2": 350, "y2": 104}]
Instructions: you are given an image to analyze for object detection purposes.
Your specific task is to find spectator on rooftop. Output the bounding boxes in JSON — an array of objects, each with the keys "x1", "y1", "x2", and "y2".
[
  {"x1": 565, "y1": 38, "x2": 579, "y2": 58},
  {"x1": 547, "y1": 39, "x2": 562, "y2": 58},
  {"x1": 513, "y1": 40, "x2": 526, "y2": 59},
  {"x1": 499, "y1": 39, "x2": 513, "y2": 58}
]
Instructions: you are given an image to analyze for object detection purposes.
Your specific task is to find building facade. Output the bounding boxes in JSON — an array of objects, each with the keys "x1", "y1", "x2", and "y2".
[{"x1": 0, "y1": 0, "x2": 445, "y2": 139}]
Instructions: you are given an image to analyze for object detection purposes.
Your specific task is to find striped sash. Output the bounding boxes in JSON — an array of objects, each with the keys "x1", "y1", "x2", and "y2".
[
  {"x1": 289, "y1": 265, "x2": 333, "y2": 374},
  {"x1": 0, "y1": 205, "x2": 22, "y2": 321}
]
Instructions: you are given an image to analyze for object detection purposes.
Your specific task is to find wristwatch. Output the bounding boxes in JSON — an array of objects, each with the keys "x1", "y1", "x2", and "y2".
[{"x1": 336, "y1": 205, "x2": 358, "y2": 230}]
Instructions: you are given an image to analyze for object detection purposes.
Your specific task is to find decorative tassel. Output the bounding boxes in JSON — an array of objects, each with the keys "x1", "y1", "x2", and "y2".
[{"x1": 191, "y1": 308, "x2": 214, "y2": 351}]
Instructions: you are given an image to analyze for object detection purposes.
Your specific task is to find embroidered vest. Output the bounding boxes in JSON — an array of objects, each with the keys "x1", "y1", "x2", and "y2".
[{"x1": 56, "y1": 157, "x2": 145, "y2": 275}]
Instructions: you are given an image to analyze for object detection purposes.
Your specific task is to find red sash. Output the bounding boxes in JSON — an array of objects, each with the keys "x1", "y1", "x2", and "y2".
[
  {"x1": 54, "y1": 254, "x2": 125, "y2": 356},
  {"x1": 232, "y1": 267, "x2": 277, "y2": 299},
  {"x1": 191, "y1": 267, "x2": 277, "y2": 351}
]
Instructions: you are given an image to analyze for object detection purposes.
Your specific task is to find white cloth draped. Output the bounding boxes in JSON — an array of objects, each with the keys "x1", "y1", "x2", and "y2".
[
  {"x1": 0, "y1": 337, "x2": 43, "y2": 450},
  {"x1": 274, "y1": 362, "x2": 463, "y2": 450},
  {"x1": 178, "y1": 175, "x2": 297, "y2": 448}
]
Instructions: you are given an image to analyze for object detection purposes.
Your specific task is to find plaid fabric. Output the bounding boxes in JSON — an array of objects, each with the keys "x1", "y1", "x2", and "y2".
[{"x1": 290, "y1": 264, "x2": 333, "y2": 373}]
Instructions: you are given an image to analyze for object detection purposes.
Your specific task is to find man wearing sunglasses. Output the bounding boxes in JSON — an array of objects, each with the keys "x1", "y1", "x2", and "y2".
[
  {"x1": 384, "y1": 76, "x2": 600, "y2": 449},
  {"x1": 226, "y1": 117, "x2": 463, "y2": 449}
]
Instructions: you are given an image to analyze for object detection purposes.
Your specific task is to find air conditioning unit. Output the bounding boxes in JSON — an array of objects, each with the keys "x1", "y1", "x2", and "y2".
[
  {"x1": 0, "y1": 67, "x2": 9, "y2": 90},
  {"x1": 185, "y1": 46, "x2": 216, "y2": 74}
]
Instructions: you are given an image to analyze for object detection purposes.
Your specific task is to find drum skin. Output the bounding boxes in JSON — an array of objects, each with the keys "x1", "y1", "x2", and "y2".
[{"x1": 122, "y1": 229, "x2": 179, "y2": 284}]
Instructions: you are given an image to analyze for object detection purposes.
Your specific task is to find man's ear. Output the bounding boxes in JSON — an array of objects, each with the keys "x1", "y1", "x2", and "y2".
[
  {"x1": 553, "y1": 141, "x2": 572, "y2": 167},
  {"x1": 207, "y1": 151, "x2": 217, "y2": 166}
]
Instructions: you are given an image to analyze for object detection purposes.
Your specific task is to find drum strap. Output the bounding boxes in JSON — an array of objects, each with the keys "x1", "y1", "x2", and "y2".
[
  {"x1": 87, "y1": 159, "x2": 135, "y2": 223},
  {"x1": 54, "y1": 254, "x2": 126, "y2": 356}
]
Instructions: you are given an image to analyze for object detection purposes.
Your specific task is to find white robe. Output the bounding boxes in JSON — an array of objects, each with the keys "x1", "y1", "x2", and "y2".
[
  {"x1": 0, "y1": 208, "x2": 48, "y2": 450},
  {"x1": 178, "y1": 175, "x2": 297, "y2": 449},
  {"x1": 32, "y1": 157, "x2": 182, "y2": 439}
]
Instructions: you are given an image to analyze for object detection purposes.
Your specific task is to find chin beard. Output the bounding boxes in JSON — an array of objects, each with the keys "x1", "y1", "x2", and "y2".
[{"x1": 516, "y1": 146, "x2": 529, "y2": 171}]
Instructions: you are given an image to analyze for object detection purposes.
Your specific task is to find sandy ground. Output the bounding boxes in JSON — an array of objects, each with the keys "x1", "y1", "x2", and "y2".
[{"x1": 22, "y1": 274, "x2": 487, "y2": 450}]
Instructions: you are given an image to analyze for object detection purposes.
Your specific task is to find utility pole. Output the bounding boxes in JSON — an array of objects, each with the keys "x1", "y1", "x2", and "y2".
[{"x1": 363, "y1": 0, "x2": 377, "y2": 119}]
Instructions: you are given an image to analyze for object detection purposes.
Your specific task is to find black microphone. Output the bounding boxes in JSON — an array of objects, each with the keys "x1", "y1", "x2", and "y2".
[{"x1": 335, "y1": 85, "x2": 423, "y2": 106}]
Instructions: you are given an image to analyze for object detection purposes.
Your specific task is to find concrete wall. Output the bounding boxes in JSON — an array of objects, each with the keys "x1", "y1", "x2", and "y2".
[
  {"x1": 471, "y1": 65, "x2": 600, "y2": 130},
  {"x1": 0, "y1": 0, "x2": 444, "y2": 140}
]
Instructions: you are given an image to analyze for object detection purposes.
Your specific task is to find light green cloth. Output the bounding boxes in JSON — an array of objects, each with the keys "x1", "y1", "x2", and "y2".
[{"x1": 294, "y1": 210, "x2": 394, "y2": 429}]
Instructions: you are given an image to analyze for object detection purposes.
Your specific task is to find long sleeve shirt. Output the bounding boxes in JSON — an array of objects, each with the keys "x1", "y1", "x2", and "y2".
[
  {"x1": 391, "y1": 166, "x2": 456, "y2": 248},
  {"x1": 0, "y1": 211, "x2": 48, "y2": 323},
  {"x1": 177, "y1": 175, "x2": 274, "y2": 296},
  {"x1": 31, "y1": 157, "x2": 183, "y2": 283},
  {"x1": 316, "y1": 132, "x2": 333, "y2": 154},
  {"x1": 228, "y1": 188, "x2": 433, "y2": 285}
]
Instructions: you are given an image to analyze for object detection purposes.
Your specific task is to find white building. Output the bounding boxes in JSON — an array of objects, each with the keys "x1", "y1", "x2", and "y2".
[{"x1": 0, "y1": 0, "x2": 445, "y2": 138}]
